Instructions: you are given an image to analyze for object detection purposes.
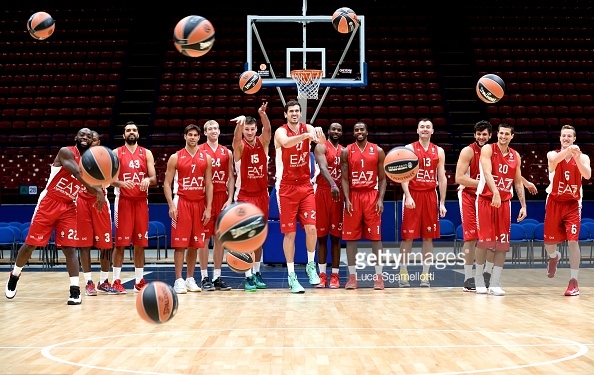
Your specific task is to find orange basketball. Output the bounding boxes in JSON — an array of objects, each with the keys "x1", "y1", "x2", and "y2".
[
  {"x1": 476, "y1": 74, "x2": 505, "y2": 103},
  {"x1": 383, "y1": 147, "x2": 419, "y2": 183},
  {"x1": 216, "y1": 202, "x2": 268, "y2": 253},
  {"x1": 27, "y1": 12, "x2": 55, "y2": 40},
  {"x1": 79, "y1": 145, "x2": 120, "y2": 187},
  {"x1": 332, "y1": 7, "x2": 359, "y2": 34},
  {"x1": 226, "y1": 251, "x2": 255, "y2": 273},
  {"x1": 173, "y1": 15, "x2": 215, "y2": 57},
  {"x1": 239, "y1": 70, "x2": 262, "y2": 94},
  {"x1": 136, "y1": 281, "x2": 179, "y2": 324}
]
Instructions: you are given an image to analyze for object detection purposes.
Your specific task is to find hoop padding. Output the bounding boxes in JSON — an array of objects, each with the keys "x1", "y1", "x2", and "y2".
[{"x1": 290, "y1": 69, "x2": 323, "y2": 99}]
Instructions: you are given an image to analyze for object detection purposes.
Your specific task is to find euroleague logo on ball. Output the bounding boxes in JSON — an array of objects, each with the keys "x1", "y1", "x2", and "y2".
[
  {"x1": 386, "y1": 161, "x2": 413, "y2": 173},
  {"x1": 230, "y1": 216, "x2": 266, "y2": 239}
]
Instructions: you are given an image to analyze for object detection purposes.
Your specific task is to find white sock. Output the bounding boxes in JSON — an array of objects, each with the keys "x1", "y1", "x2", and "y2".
[
  {"x1": 253, "y1": 262, "x2": 261, "y2": 273},
  {"x1": 287, "y1": 262, "x2": 295, "y2": 274},
  {"x1": 571, "y1": 269, "x2": 579, "y2": 280},
  {"x1": 70, "y1": 276, "x2": 79, "y2": 286},
  {"x1": 201, "y1": 269, "x2": 208, "y2": 279},
  {"x1": 485, "y1": 261, "x2": 494, "y2": 273},
  {"x1": 113, "y1": 267, "x2": 121, "y2": 281},
  {"x1": 550, "y1": 250, "x2": 561, "y2": 259},
  {"x1": 213, "y1": 269, "x2": 221, "y2": 281},
  {"x1": 475, "y1": 263, "x2": 484, "y2": 278},
  {"x1": 491, "y1": 266, "x2": 503, "y2": 286},
  {"x1": 307, "y1": 251, "x2": 315, "y2": 263},
  {"x1": 100, "y1": 271, "x2": 109, "y2": 283},
  {"x1": 464, "y1": 265, "x2": 473, "y2": 280},
  {"x1": 135, "y1": 268, "x2": 144, "y2": 283},
  {"x1": 318, "y1": 264, "x2": 327, "y2": 274},
  {"x1": 348, "y1": 265, "x2": 357, "y2": 275},
  {"x1": 422, "y1": 263, "x2": 430, "y2": 274},
  {"x1": 375, "y1": 265, "x2": 383, "y2": 275},
  {"x1": 83, "y1": 272, "x2": 92, "y2": 282},
  {"x1": 12, "y1": 266, "x2": 23, "y2": 277},
  {"x1": 245, "y1": 269, "x2": 253, "y2": 278},
  {"x1": 400, "y1": 263, "x2": 408, "y2": 272},
  {"x1": 332, "y1": 268, "x2": 339, "y2": 274}
]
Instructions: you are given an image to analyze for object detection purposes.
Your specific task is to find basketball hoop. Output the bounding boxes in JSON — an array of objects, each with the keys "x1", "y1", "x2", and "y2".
[{"x1": 290, "y1": 69, "x2": 323, "y2": 99}]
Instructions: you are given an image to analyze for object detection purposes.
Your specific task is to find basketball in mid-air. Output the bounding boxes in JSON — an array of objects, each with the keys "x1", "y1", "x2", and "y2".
[
  {"x1": 476, "y1": 74, "x2": 505, "y2": 103},
  {"x1": 226, "y1": 251, "x2": 256, "y2": 273},
  {"x1": 173, "y1": 15, "x2": 215, "y2": 57},
  {"x1": 239, "y1": 70, "x2": 262, "y2": 94},
  {"x1": 27, "y1": 12, "x2": 55, "y2": 40},
  {"x1": 136, "y1": 281, "x2": 179, "y2": 324},
  {"x1": 383, "y1": 147, "x2": 419, "y2": 183},
  {"x1": 79, "y1": 145, "x2": 120, "y2": 187},
  {"x1": 332, "y1": 7, "x2": 359, "y2": 34},
  {"x1": 216, "y1": 202, "x2": 268, "y2": 253}
]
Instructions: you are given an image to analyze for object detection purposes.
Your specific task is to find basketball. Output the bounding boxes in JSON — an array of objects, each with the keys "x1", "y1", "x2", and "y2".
[
  {"x1": 239, "y1": 70, "x2": 262, "y2": 94},
  {"x1": 383, "y1": 147, "x2": 419, "y2": 183},
  {"x1": 136, "y1": 281, "x2": 179, "y2": 324},
  {"x1": 216, "y1": 202, "x2": 268, "y2": 253},
  {"x1": 476, "y1": 74, "x2": 505, "y2": 103},
  {"x1": 332, "y1": 7, "x2": 359, "y2": 34},
  {"x1": 226, "y1": 250, "x2": 255, "y2": 273},
  {"x1": 173, "y1": 15, "x2": 215, "y2": 57},
  {"x1": 79, "y1": 145, "x2": 120, "y2": 187},
  {"x1": 27, "y1": 12, "x2": 55, "y2": 40}
]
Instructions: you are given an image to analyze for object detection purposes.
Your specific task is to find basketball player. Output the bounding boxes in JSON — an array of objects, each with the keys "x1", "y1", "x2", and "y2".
[
  {"x1": 544, "y1": 125, "x2": 591, "y2": 296},
  {"x1": 341, "y1": 122, "x2": 387, "y2": 290},
  {"x1": 78, "y1": 131, "x2": 116, "y2": 296},
  {"x1": 474, "y1": 123, "x2": 527, "y2": 296},
  {"x1": 111, "y1": 121, "x2": 157, "y2": 293},
  {"x1": 274, "y1": 100, "x2": 325, "y2": 293},
  {"x1": 456, "y1": 121, "x2": 538, "y2": 292},
  {"x1": 5, "y1": 128, "x2": 106, "y2": 304},
  {"x1": 313, "y1": 122, "x2": 344, "y2": 289},
  {"x1": 398, "y1": 118, "x2": 447, "y2": 288},
  {"x1": 198, "y1": 120, "x2": 234, "y2": 292},
  {"x1": 163, "y1": 124, "x2": 213, "y2": 294},
  {"x1": 231, "y1": 102, "x2": 271, "y2": 292}
]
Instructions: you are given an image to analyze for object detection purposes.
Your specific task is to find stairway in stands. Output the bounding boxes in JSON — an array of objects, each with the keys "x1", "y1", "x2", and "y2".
[{"x1": 113, "y1": 14, "x2": 167, "y2": 138}]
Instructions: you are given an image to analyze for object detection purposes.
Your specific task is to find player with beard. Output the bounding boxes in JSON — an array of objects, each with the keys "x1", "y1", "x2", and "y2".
[
  {"x1": 5, "y1": 128, "x2": 106, "y2": 304},
  {"x1": 313, "y1": 123, "x2": 344, "y2": 288},
  {"x1": 111, "y1": 122, "x2": 157, "y2": 293},
  {"x1": 456, "y1": 121, "x2": 537, "y2": 292},
  {"x1": 78, "y1": 131, "x2": 117, "y2": 296}
]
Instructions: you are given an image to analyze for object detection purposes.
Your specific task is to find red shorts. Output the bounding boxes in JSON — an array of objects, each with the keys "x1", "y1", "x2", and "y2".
[
  {"x1": 77, "y1": 195, "x2": 112, "y2": 248},
  {"x1": 203, "y1": 192, "x2": 229, "y2": 238},
  {"x1": 114, "y1": 196, "x2": 149, "y2": 247},
  {"x1": 315, "y1": 186, "x2": 343, "y2": 237},
  {"x1": 171, "y1": 196, "x2": 206, "y2": 249},
  {"x1": 544, "y1": 197, "x2": 580, "y2": 244},
  {"x1": 401, "y1": 189, "x2": 440, "y2": 240},
  {"x1": 458, "y1": 190, "x2": 478, "y2": 241},
  {"x1": 476, "y1": 197, "x2": 511, "y2": 251},
  {"x1": 27, "y1": 192, "x2": 77, "y2": 247},
  {"x1": 236, "y1": 192, "x2": 270, "y2": 221},
  {"x1": 342, "y1": 190, "x2": 381, "y2": 241},
  {"x1": 278, "y1": 182, "x2": 316, "y2": 234}
]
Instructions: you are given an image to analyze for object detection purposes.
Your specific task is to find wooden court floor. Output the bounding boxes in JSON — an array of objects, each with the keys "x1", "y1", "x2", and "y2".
[{"x1": 1, "y1": 268, "x2": 593, "y2": 375}]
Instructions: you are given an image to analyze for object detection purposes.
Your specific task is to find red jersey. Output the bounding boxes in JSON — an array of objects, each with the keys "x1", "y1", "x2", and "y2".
[
  {"x1": 408, "y1": 141, "x2": 440, "y2": 191},
  {"x1": 477, "y1": 143, "x2": 519, "y2": 202},
  {"x1": 44, "y1": 146, "x2": 83, "y2": 202},
  {"x1": 315, "y1": 140, "x2": 343, "y2": 189},
  {"x1": 276, "y1": 123, "x2": 311, "y2": 185},
  {"x1": 236, "y1": 137, "x2": 268, "y2": 195},
  {"x1": 546, "y1": 151, "x2": 582, "y2": 201},
  {"x1": 346, "y1": 141, "x2": 379, "y2": 191},
  {"x1": 173, "y1": 147, "x2": 208, "y2": 201},
  {"x1": 459, "y1": 142, "x2": 482, "y2": 195},
  {"x1": 114, "y1": 145, "x2": 149, "y2": 200},
  {"x1": 199, "y1": 142, "x2": 230, "y2": 194}
]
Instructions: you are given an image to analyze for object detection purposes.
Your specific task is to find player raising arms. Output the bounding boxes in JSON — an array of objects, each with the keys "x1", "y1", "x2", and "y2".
[{"x1": 231, "y1": 103, "x2": 272, "y2": 291}]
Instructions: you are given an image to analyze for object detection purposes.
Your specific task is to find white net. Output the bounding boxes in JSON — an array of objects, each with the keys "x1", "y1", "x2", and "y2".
[{"x1": 290, "y1": 69, "x2": 323, "y2": 99}]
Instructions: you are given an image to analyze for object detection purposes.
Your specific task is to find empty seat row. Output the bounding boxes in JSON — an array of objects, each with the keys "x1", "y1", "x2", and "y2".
[
  {"x1": 495, "y1": 93, "x2": 593, "y2": 103},
  {"x1": 501, "y1": 71, "x2": 593, "y2": 81},
  {"x1": 0, "y1": 61, "x2": 123, "y2": 72},
  {"x1": 0, "y1": 72, "x2": 121, "y2": 83},
  {"x1": 475, "y1": 59, "x2": 594, "y2": 68},
  {"x1": 487, "y1": 105, "x2": 594, "y2": 115},
  {"x1": 0, "y1": 84, "x2": 118, "y2": 95},
  {"x1": 1, "y1": 107, "x2": 113, "y2": 118},
  {"x1": 0, "y1": 51, "x2": 126, "y2": 62},
  {"x1": 0, "y1": 95, "x2": 116, "y2": 106}
]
